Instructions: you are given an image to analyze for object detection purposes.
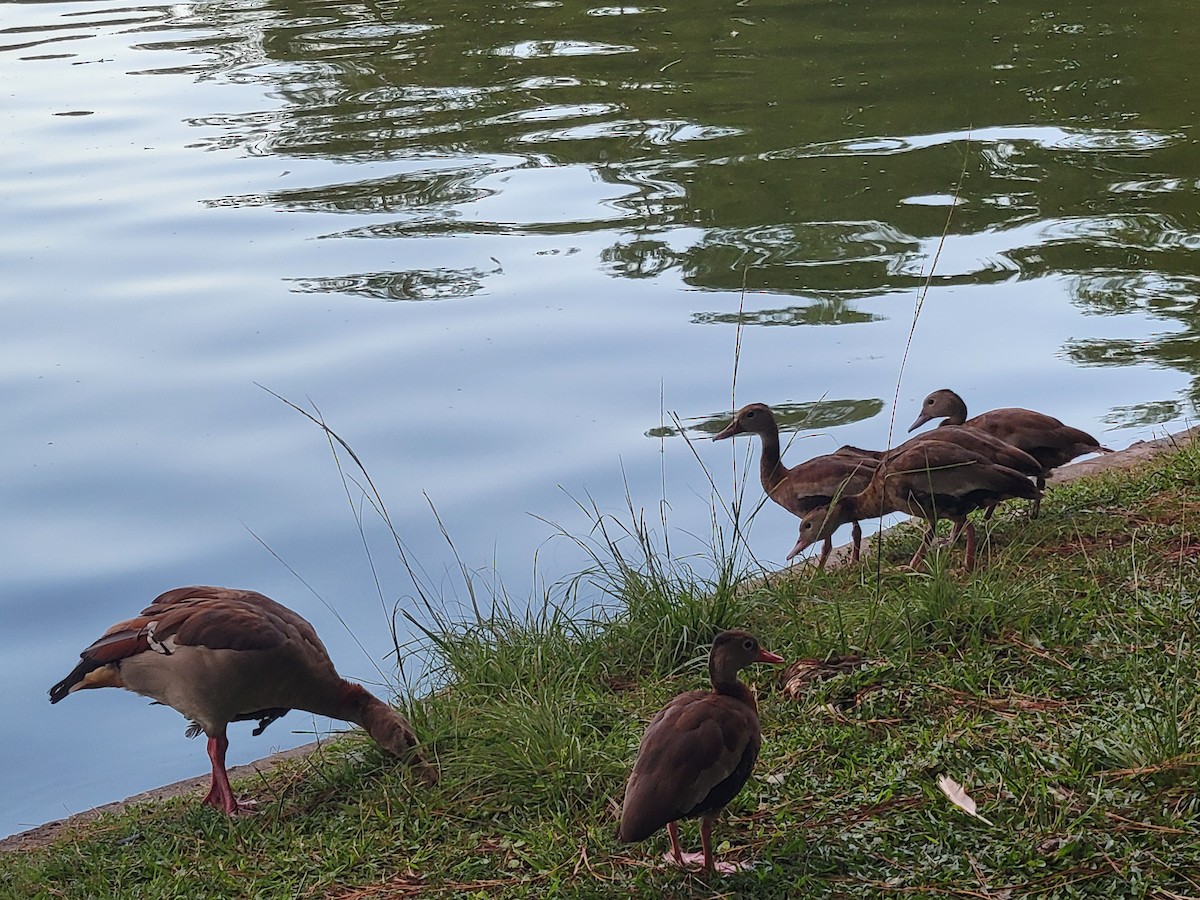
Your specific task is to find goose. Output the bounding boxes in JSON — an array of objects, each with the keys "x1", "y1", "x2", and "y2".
[
  {"x1": 619, "y1": 631, "x2": 784, "y2": 873},
  {"x1": 713, "y1": 403, "x2": 879, "y2": 566},
  {"x1": 789, "y1": 441, "x2": 1041, "y2": 571},
  {"x1": 49, "y1": 585, "x2": 437, "y2": 813},
  {"x1": 908, "y1": 388, "x2": 1112, "y2": 517}
]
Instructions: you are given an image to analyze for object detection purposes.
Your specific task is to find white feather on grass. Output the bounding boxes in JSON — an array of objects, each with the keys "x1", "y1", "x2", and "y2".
[{"x1": 937, "y1": 774, "x2": 994, "y2": 826}]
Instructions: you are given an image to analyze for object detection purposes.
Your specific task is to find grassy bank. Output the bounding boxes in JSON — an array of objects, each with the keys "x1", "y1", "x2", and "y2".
[{"x1": 4, "y1": 434, "x2": 1200, "y2": 898}]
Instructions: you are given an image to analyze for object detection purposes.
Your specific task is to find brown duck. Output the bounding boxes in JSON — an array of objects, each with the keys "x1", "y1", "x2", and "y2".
[
  {"x1": 908, "y1": 388, "x2": 1112, "y2": 516},
  {"x1": 836, "y1": 422, "x2": 1042, "y2": 519},
  {"x1": 49, "y1": 586, "x2": 437, "y2": 813},
  {"x1": 713, "y1": 403, "x2": 879, "y2": 567},
  {"x1": 789, "y1": 440, "x2": 1041, "y2": 571},
  {"x1": 619, "y1": 630, "x2": 784, "y2": 873}
]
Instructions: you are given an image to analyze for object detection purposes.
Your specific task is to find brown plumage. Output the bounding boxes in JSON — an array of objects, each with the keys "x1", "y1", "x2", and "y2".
[
  {"x1": 836, "y1": 423, "x2": 1042, "y2": 520},
  {"x1": 909, "y1": 388, "x2": 1112, "y2": 517},
  {"x1": 49, "y1": 586, "x2": 437, "y2": 813},
  {"x1": 789, "y1": 441, "x2": 1041, "y2": 571},
  {"x1": 713, "y1": 403, "x2": 879, "y2": 567},
  {"x1": 619, "y1": 630, "x2": 784, "y2": 873}
]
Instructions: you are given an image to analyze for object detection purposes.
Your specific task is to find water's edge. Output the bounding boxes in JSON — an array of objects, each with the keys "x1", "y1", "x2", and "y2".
[{"x1": 5, "y1": 425, "x2": 1195, "y2": 855}]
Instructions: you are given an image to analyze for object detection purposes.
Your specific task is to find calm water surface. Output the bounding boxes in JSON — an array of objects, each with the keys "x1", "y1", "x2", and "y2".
[{"x1": 2, "y1": 0, "x2": 1198, "y2": 837}]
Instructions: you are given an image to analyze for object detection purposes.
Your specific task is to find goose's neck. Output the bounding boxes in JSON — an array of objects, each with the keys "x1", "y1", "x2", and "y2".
[
  {"x1": 333, "y1": 682, "x2": 437, "y2": 782},
  {"x1": 304, "y1": 678, "x2": 367, "y2": 723}
]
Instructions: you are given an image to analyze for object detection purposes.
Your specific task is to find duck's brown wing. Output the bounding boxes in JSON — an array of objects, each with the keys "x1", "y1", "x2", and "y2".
[
  {"x1": 967, "y1": 410, "x2": 1105, "y2": 469},
  {"x1": 774, "y1": 454, "x2": 879, "y2": 515},
  {"x1": 906, "y1": 426, "x2": 1042, "y2": 477},
  {"x1": 890, "y1": 443, "x2": 1039, "y2": 511},
  {"x1": 619, "y1": 691, "x2": 761, "y2": 842}
]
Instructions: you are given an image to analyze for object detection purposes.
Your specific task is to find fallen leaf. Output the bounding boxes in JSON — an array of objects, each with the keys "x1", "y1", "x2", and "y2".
[{"x1": 937, "y1": 774, "x2": 994, "y2": 826}]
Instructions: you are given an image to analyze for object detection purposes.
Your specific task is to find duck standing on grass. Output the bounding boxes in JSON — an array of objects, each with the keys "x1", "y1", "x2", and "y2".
[
  {"x1": 619, "y1": 630, "x2": 785, "y2": 874},
  {"x1": 789, "y1": 440, "x2": 1041, "y2": 571},
  {"x1": 49, "y1": 585, "x2": 438, "y2": 814},
  {"x1": 836, "y1": 422, "x2": 1042, "y2": 520},
  {"x1": 908, "y1": 388, "x2": 1112, "y2": 517},
  {"x1": 713, "y1": 402, "x2": 879, "y2": 567}
]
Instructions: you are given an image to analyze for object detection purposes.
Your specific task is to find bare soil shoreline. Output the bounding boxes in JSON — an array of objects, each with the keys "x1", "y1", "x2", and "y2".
[{"x1": 4, "y1": 424, "x2": 1196, "y2": 854}]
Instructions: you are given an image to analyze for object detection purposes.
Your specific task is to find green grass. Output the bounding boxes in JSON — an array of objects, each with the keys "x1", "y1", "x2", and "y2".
[{"x1": 5, "y1": 439, "x2": 1200, "y2": 898}]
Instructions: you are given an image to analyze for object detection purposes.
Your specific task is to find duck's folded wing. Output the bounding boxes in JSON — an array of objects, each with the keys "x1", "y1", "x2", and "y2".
[{"x1": 622, "y1": 695, "x2": 757, "y2": 836}]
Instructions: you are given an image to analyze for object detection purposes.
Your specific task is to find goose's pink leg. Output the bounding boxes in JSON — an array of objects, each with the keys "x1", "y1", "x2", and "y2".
[{"x1": 202, "y1": 732, "x2": 240, "y2": 814}]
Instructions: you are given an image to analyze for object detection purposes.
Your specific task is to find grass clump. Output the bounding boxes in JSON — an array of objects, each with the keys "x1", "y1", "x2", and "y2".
[{"x1": 5, "y1": 437, "x2": 1200, "y2": 898}]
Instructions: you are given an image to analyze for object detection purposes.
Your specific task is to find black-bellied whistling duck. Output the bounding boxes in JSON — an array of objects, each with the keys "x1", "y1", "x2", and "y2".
[
  {"x1": 713, "y1": 403, "x2": 879, "y2": 567},
  {"x1": 836, "y1": 423, "x2": 1042, "y2": 519},
  {"x1": 619, "y1": 630, "x2": 784, "y2": 874},
  {"x1": 49, "y1": 586, "x2": 437, "y2": 813},
  {"x1": 789, "y1": 441, "x2": 1041, "y2": 571},
  {"x1": 908, "y1": 388, "x2": 1112, "y2": 517}
]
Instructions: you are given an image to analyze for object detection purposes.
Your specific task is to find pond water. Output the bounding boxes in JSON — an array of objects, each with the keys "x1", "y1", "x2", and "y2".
[{"x1": 2, "y1": 0, "x2": 1197, "y2": 838}]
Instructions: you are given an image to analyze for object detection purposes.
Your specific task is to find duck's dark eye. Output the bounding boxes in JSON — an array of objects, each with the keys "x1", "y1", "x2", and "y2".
[{"x1": 743, "y1": 638, "x2": 755, "y2": 651}]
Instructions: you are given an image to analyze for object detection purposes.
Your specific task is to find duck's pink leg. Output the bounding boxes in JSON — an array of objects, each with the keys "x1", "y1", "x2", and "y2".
[
  {"x1": 700, "y1": 816, "x2": 748, "y2": 874},
  {"x1": 963, "y1": 521, "x2": 978, "y2": 571},
  {"x1": 816, "y1": 538, "x2": 832, "y2": 570},
  {"x1": 664, "y1": 821, "x2": 696, "y2": 867},
  {"x1": 946, "y1": 519, "x2": 965, "y2": 547},
  {"x1": 700, "y1": 816, "x2": 715, "y2": 872},
  {"x1": 908, "y1": 521, "x2": 937, "y2": 569}
]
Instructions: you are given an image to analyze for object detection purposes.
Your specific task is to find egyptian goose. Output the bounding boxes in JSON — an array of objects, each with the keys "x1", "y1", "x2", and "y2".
[
  {"x1": 619, "y1": 630, "x2": 784, "y2": 873},
  {"x1": 713, "y1": 403, "x2": 879, "y2": 566},
  {"x1": 908, "y1": 388, "x2": 1112, "y2": 516},
  {"x1": 49, "y1": 586, "x2": 437, "y2": 813},
  {"x1": 789, "y1": 441, "x2": 1041, "y2": 571}
]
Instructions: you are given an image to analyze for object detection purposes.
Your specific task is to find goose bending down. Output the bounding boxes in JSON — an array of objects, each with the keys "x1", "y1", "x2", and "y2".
[
  {"x1": 49, "y1": 586, "x2": 437, "y2": 813},
  {"x1": 619, "y1": 631, "x2": 784, "y2": 873},
  {"x1": 713, "y1": 403, "x2": 879, "y2": 567},
  {"x1": 908, "y1": 388, "x2": 1112, "y2": 517},
  {"x1": 789, "y1": 441, "x2": 1041, "y2": 571},
  {"x1": 836, "y1": 423, "x2": 1042, "y2": 519}
]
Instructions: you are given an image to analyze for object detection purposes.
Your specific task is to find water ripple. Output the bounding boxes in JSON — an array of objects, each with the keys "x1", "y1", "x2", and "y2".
[
  {"x1": 487, "y1": 39, "x2": 636, "y2": 59},
  {"x1": 289, "y1": 263, "x2": 501, "y2": 302},
  {"x1": 517, "y1": 118, "x2": 741, "y2": 146},
  {"x1": 586, "y1": 6, "x2": 667, "y2": 16},
  {"x1": 784, "y1": 125, "x2": 1182, "y2": 160}
]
